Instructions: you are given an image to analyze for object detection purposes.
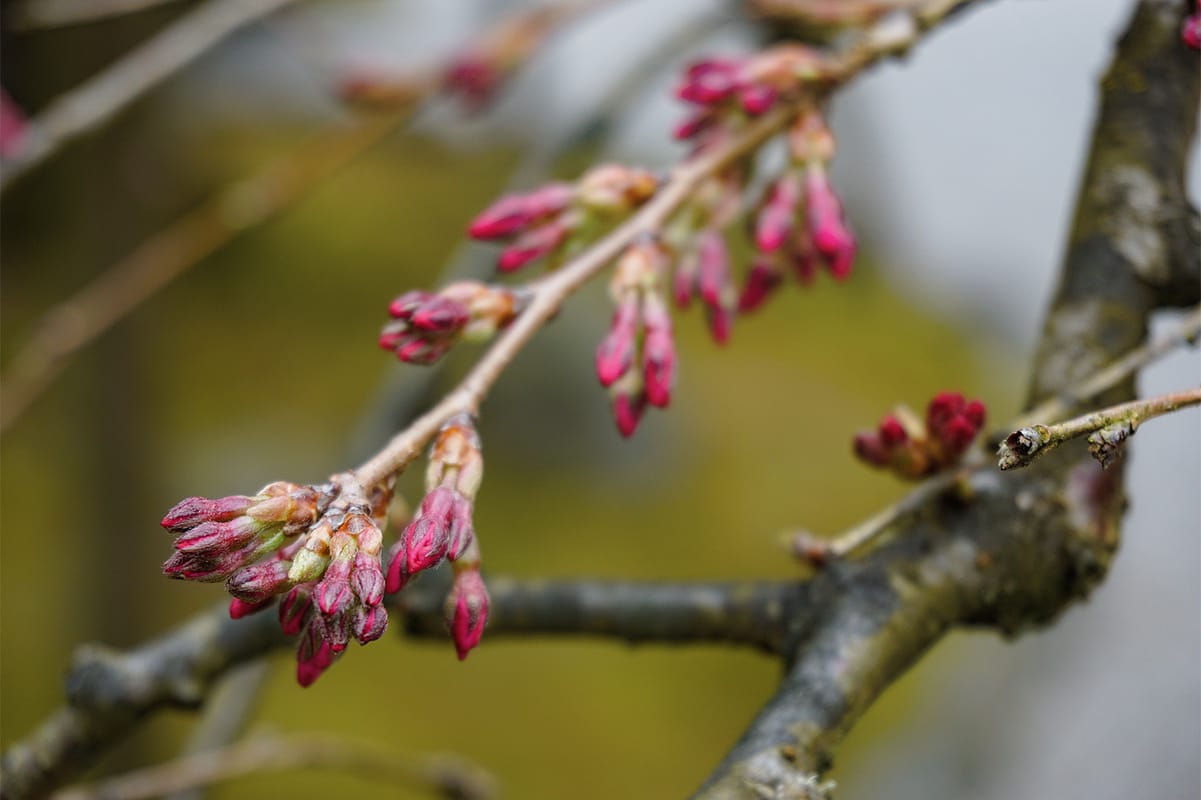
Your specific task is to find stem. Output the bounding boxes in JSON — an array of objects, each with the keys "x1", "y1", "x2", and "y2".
[
  {"x1": 354, "y1": 0, "x2": 975, "y2": 488},
  {"x1": 0, "y1": 0, "x2": 301, "y2": 190},
  {"x1": 998, "y1": 386, "x2": 1201, "y2": 470}
]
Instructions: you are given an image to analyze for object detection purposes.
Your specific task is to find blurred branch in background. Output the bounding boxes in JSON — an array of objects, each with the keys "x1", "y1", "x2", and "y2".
[
  {"x1": 0, "y1": 0, "x2": 300, "y2": 190},
  {"x1": 0, "y1": 0, "x2": 607, "y2": 434},
  {"x1": 6, "y1": 0, "x2": 190, "y2": 31},
  {"x1": 51, "y1": 731, "x2": 496, "y2": 800}
]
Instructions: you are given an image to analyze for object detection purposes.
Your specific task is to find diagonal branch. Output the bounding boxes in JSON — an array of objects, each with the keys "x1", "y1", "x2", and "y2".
[
  {"x1": 0, "y1": 0, "x2": 299, "y2": 190},
  {"x1": 693, "y1": 1, "x2": 1199, "y2": 795}
]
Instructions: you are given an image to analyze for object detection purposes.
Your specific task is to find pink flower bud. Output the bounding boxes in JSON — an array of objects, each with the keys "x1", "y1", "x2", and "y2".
[
  {"x1": 926, "y1": 392, "x2": 965, "y2": 436},
  {"x1": 296, "y1": 626, "x2": 337, "y2": 687},
  {"x1": 677, "y1": 59, "x2": 742, "y2": 105},
  {"x1": 738, "y1": 261, "x2": 784, "y2": 313},
  {"x1": 279, "y1": 585, "x2": 315, "y2": 635},
  {"x1": 410, "y1": 296, "x2": 470, "y2": 333},
  {"x1": 697, "y1": 230, "x2": 731, "y2": 308},
  {"x1": 385, "y1": 540, "x2": 411, "y2": 594},
  {"x1": 404, "y1": 516, "x2": 451, "y2": 575},
  {"x1": 313, "y1": 608, "x2": 352, "y2": 650},
  {"x1": 446, "y1": 569, "x2": 490, "y2": 660},
  {"x1": 803, "y1": 166, "x2": 856, "y2": 280},
  {"x1": 447, "y1": 495, "x2": 476, "y2": 561},
  {"x1": 672, "y1": 110, "x2": 716, "y2": 141},
  {"x1": 353, "y1": 605, "x2": 389, "y2": 645},
  {"x1": 739, "y1": 84, "x2": 778, "y2": 115},
  {"x1": 497, "y1": 221, "x2": 569, "y2": 272},
  {"x1": 853, "y1": 432, "x2": 889, "y2": 467},
  {"x1": 468, "y1": 194, "x2": 531, "y2": 240},
  {"x1": 0, "y1": 89, "x2": 28, "y2": 159},
  {"x1": 878, "y1": 415, "x2": 908, "y2": 447},
  {"x1": 228, "y1": 597, "x2": 273, "y2": 619},
  {"x1": 612, "y1": 386, "x2": 647, "y2": 438},
  {"x1": 226, "y1": 558, "x2": 293, "y2": 602},
  {"x1": 706, "y1": 304, "x2": 733, "y2": 346},
  {"x1": 315, "y1": 577, "x2": 354, "y2": 617},
  {"x1": 754, "y1": 174, "x2": 801, "y2": 254},
  {"x1": 161, "y1": 495, "x2": 254, "y2": 532},
  {"x1": 388, "y1": 290, "x2": 433, "y2": 320},
  {"x1": 350, "y1": 552, "x2": 385, "y2": 607},
  {"x1": 444, "y1": 55, "x2": 502, "y2": 110},
  {"x1": 641, "y1": 297, "x2": 675, "y2": 409},
  {"x1": 171, "y1": 517, "x2": 260, "y2": 555},
  {"x1": 595, "y1": 298, "x2": 639, "y2": 387},
  {"x1": 1183, "y1": 13, "x2": 1200, "y2": 50}
]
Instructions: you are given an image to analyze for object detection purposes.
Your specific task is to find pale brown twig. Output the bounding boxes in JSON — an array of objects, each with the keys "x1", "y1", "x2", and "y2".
[
  {"x1": 997, "y1": 386, "x2": 1201, "y2": 470},
  {"x1": 352, "y1": 0, "x2": 976, "y2": 490},
  {"x1": 0, "y1": 0, "x2": 300, "y2": 190},
  {"x1": 50, "y1": 732, "x2": 495, "y2": 800},
  {"x1": 6, "y1": 0, "x2": 190, "y2": 31},
  {"x1": 0, "y1": 1, "x2": 604, "y2": 434}
]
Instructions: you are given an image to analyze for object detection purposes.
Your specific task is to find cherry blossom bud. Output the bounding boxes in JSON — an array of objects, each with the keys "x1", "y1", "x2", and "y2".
[
  {"x1": 641, "y1": 295, "x2": 676, "y2": 409},
  {"x1": 445, "y1": 568, "x2": 490, "y2": 660},
  {"x1": 226, "y1": 558, "x2": 293, "y2": 602},
  {"x1": 403, "y1": 515, "x2": 451, "y2": 575},
  {"x1": 739, "y1": 83, "x2": 778, "y2": 115},
  {"x1": 1183, "y1": 12, "x2": 1200, "y2": 50},
  {"x1": 576, "y1": 165, "x2": 657, "y2": 214},
  {"x1": 161, "y1": 495, "x2": 255, "y2": 532},
  {"x1": 385, "y1": 539, "x2": 411, "y2": 594},
  {"x1": 172, "y1": 517, "x2": 260, "y2": 555},
  {"x1": 497, "y1": 220, "x2": 570, "y2": 272},
  {"x1": 673, "y1": 110, "x2": 716, "y2": 141},
  {"x1": 228, "y1": 597, "x2": 274, "y2": 619},
  {"x1": 855, "y1": 394, "x2": 987, "y2": 478},
  {"x1": 467, "y1": 183, "x2": 573, "y2": 240},
  {"x1": 351, "y1": 551, "x2": 385, "y2": 607},
  {"x1": 754, "y1": 174, "x2": 801, "y2": 254},
  {"x1": 444, "y1": 54, "x2": 502, "y2": 110},
  {"x1": 595, "y1": 297, "x2": 639, "y2": 387},
  {"x1": 676, "y1": 59, "x2": 742, "y2": 105},
  {"x1": 0, "y1": 89, "x2": 28, "y2": 159},
  {"x1": 353, "y1": 605, "x2": 389, "y2": 644},
  {"x1": 610, "y1": 371, "x2": 648, "y2": 438},
  {"x1": 296, "y1": 625, "x2": 338, "y2": 687},
  {"x1": 697, "y1": 230, "x2": 731, "y2": 308},
  {"x1": 738, "y1": 260, "x2": 784, "y2": 313},
  {"x1": 803, "y1": 165, "x2": 856, "y2": 280},
  {"x1": 673, "y1": 249, "x2": 699, "y2": 309},
  {"x1": 279, "y1": 584, "x2": 315, "y2": 635}
]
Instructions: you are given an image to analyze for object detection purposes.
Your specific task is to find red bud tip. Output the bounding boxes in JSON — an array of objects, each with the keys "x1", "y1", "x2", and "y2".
[
  {"x1": 497, "y1": 222, "x2": 568, "y2": 272},
  {"x1": 738, "y1": 262, "x2": 784, "y2": 313},
  {"x1": 612, "y1": 390, "x2": 647, "y2": 438},
  {"x1": 447, "y1": 569, "x2": 490, "y2": 660},
  {"x1": 229, "y1": 597, "x2": 274, "y2": 619},
  {"x1": 353, "y1": 605, "x2": 389, "y2": 644},
  {"x1": 1183, "y1": 13, "x2": 1200, "y2": 50},
  {"x1": 161, "y1": 495, "x2": 254, "y2": 532},
  {"x1": 804, "y1": 167, "x2": 856, "y2": 280},
  {"x1": 642, "y1": 326, "x2": 676, "y2": 409}
]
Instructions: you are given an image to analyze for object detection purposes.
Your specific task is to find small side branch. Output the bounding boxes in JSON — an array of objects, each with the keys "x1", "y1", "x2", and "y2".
[
  {"x1": 997, "y1": 386, "x2": 1201, "y2": 470},
  {"x1": 52, "y1": 732, "x2": 496, "y2": 800},
  {"x1": 0, "y1": 0, "x2": 299, "y2": 190}
]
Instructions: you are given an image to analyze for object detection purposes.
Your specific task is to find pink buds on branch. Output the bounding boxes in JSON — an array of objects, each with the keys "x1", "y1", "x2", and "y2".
[
  {"x1": 594, "y1": 239, "x2": 678, "y2": 437},
  {"x1": 161, "y1": 477, "x2": 396, "y2": 687},
  {"x1": 854, "y1": 392, "x2": 987, "y2": 479},
  {"x1": 380, "y1": 281, "x2": 527, "y2": 366},
  {"x1": 468, "y1": 165, "x2": 658, "y2": 274},
  {"x1": 790, "y1": 111, "x2": 856, "y2": 282},
  {"x1": 386, "y1": 414, "x2": 483, "y2": 593}
]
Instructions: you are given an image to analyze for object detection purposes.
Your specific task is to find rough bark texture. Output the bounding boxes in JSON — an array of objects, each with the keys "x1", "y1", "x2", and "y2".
[{"x1": 693, "y1": 2, "x2": 1198, "y2": 796}]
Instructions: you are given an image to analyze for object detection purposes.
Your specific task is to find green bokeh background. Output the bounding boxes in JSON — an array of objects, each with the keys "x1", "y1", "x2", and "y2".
[{"x1": 1, "y1": 18, "x2": 1022, "y2": 798}]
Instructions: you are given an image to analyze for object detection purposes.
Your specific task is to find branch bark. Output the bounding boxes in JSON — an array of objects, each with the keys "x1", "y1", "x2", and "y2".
[{"x1": 693, "y1": 1, "x2": 1199, "y2": 795}]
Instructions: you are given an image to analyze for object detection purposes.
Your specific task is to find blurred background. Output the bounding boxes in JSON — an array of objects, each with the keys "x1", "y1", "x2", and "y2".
[{"x1": 1, "y1": 0, "x2": 1197, "y2": 798}]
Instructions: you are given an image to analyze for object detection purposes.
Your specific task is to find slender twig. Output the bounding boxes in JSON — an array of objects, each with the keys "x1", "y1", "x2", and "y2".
[
  {"x1": 0, "y1": 1, "x2": 602, "y2": 434},
  {"x1": 0, "y1": 0, "x2": 300, "y2": 190},
  {"x1": 1007, "y1": 304, "x2": 1201, "y2": 434},
  {"x1": 51, "y1": 732, "x2": 496, "y2": 800},
  {"x1": 6, "y1": 0, "x2": 189, "y2": 31},
  {"x1": 352, "y1": 0, "x2": 976, "y2": 490},
  {"x1": 997, "y1": 386, "x2": 1201, "y2": 470}
]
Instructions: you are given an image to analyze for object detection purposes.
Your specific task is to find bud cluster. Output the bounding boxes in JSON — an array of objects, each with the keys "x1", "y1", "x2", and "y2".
[
  {"x1": 162, "y1": 479, "x2": 395, "y2": 686},
  {"x1": 467, "y1": 165, "x2": 658, "y2": 273},
  {"x1": 595, "y1": 239, "x2": 678, "y2": 437},
  {"x1": 673, "y1": 46, "x2": 828, "y2": 149},
  {"x1": 853, "y1": 392, "x2": 987, "y2": 479},
  {"x1": 385, "y1": 414, "x2": 491, "y2": 659},
  {"x1": 380, "y1": 281, "x2": 527, "y2": 365}
]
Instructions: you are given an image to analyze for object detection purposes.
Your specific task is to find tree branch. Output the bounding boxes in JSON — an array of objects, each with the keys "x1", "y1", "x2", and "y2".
[
  {"x1": 693, "y1": 0, "x2": 1199, "y2": 795},
  {"x1": 0, "y1": 0, "x2": 300, "y2": 190},
  {"x1": 0, "y1": 577, "x2": 794, "y2": 799}
]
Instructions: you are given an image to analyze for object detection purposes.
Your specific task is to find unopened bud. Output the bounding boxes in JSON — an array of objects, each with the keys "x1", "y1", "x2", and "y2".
[
  {"x1": 353, "y1": 605, "x2": 389, "y2": 644},
  {"x1": 446, "y1": 568, "x2": 490, "y2": 661}
]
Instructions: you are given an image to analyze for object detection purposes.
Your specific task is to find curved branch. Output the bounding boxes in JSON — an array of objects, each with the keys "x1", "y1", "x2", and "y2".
[
  {"x1": 694, "y1": 1, "x2": 1199, "y2": 795},
  {"x1": 0, "y1": 577, "x2": 795, "y2": 799}
]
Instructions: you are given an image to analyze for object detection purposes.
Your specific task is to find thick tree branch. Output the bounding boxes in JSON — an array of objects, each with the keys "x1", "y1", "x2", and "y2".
[
  {"x1": 0, "y1": 577, "x2": 794, "y2": 799},
  {"x1": 694, "y1": 1, "x2": 1199, "y2": 796}
]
